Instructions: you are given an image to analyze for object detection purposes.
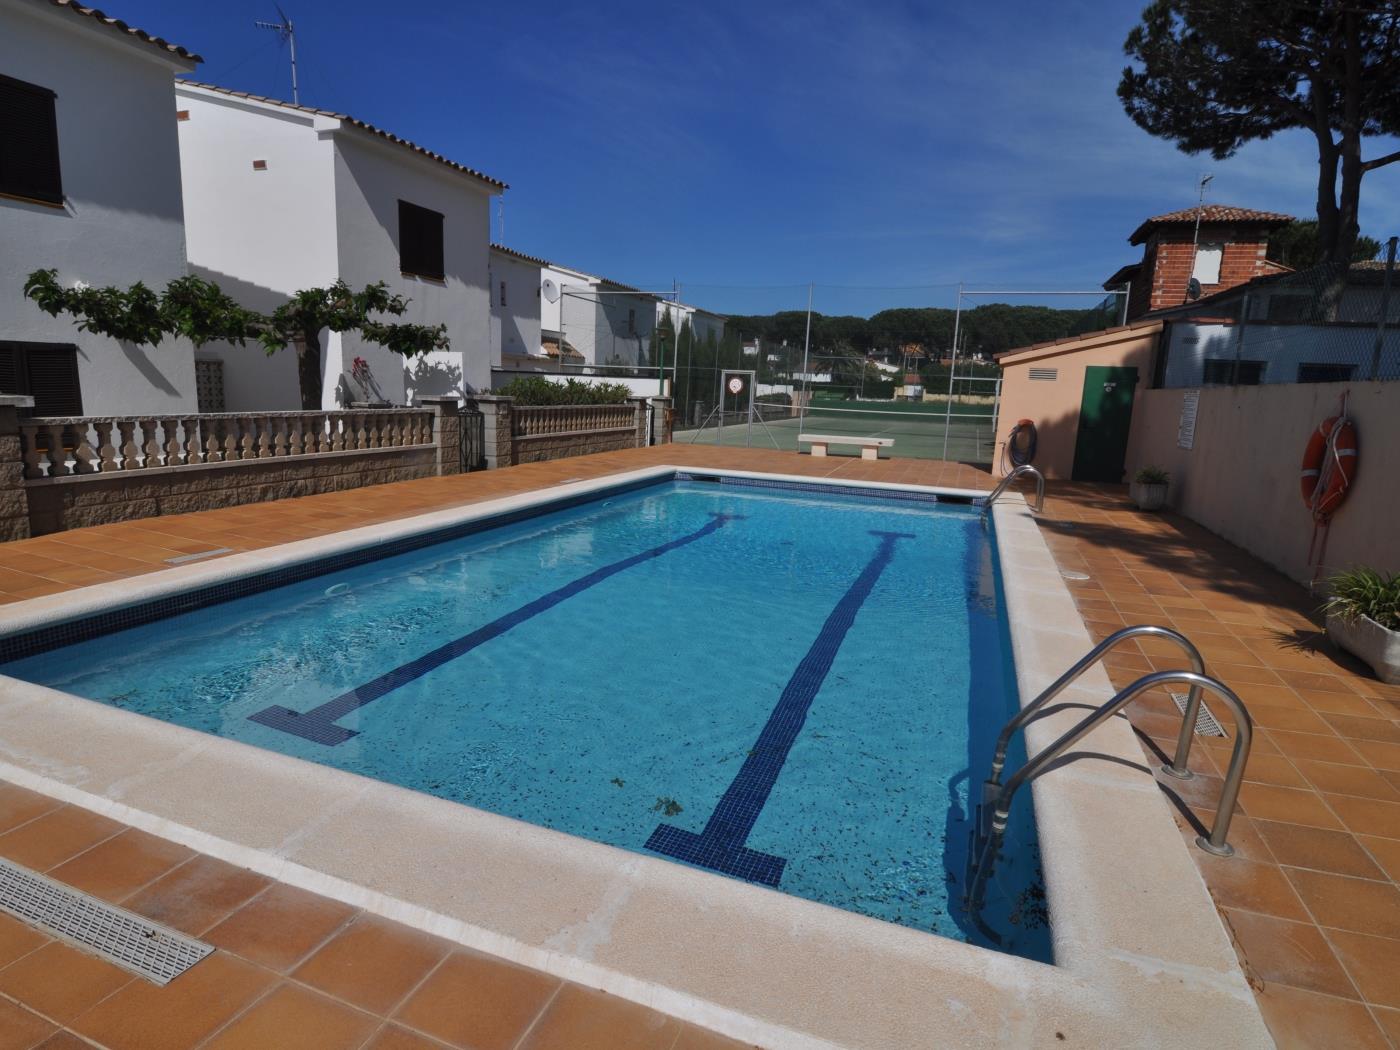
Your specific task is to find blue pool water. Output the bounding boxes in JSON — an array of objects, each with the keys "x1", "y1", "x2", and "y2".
[{"x1": 1, "y1": 477, "x2": 1049, "y2": 957}]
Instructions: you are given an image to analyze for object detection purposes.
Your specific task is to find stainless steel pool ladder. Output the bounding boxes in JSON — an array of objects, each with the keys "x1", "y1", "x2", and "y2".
[
  {"x1": 979, "y1": 465, "x2": 1045, "y2": 520},
  {"x1": 962, "y1": 625, "x2": 1254, "y2": 922}
]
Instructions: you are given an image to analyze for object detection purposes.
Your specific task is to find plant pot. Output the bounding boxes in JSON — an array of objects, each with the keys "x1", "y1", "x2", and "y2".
[
  {"x1": 1129, "y1": 481, "x2": 1168, "y2": 511},
  {"x1": 1327, "y1": 612, "x2": 1400, "y2": 684}
]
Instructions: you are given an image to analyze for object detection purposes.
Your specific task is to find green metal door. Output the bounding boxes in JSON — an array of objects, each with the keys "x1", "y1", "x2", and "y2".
[{"x1": 1071, "y1": 366, "x2": 1138, "y2": 483}]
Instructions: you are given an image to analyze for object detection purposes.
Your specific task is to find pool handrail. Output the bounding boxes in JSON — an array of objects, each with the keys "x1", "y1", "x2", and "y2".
[
  {"x1": 988, "y1": 624, "x2": 1208, "y2": 785},
  {"x1": 980, "y1": 464, "x2": 1044, "y2": 519},
  {"x1": 965, "y1": 669, "x2": 1253, "y2": 917}
]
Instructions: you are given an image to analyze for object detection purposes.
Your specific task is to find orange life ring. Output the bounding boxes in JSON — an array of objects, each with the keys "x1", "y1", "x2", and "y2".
[{"x1": 1300, "y1": 416, "x2": 1358, "y2": 522}]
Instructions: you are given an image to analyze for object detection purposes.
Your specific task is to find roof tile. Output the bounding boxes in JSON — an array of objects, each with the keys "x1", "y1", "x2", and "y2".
[
  {"x1": 180, "y1": 81, "x2": 507, "y2": 190},
  {"x1": 1130, "y1": 204, "x2": 1294, "y2": 244},
  {"x1": 40, "y1": 0, "x2": 201, "y2": 62}
]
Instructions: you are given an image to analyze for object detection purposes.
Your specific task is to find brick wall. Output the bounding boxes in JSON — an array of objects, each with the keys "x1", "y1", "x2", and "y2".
[{"x1": 1128, "y1": 226, "x2": 1278, "y2": 320}]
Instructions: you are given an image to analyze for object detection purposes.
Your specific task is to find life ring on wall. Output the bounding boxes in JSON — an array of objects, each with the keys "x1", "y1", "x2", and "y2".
[
  {"x1": 1299, "y1": 415, "x2": 1358, "y2": 522},
  {"x1": 1007, "y1": 419, "x2": 1038, "y2": 468}
]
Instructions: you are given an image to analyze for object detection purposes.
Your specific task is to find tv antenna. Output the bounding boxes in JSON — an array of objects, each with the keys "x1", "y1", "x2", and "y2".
[{"x1": 255, "y1": 5, "x2": 299, "y2": 104}]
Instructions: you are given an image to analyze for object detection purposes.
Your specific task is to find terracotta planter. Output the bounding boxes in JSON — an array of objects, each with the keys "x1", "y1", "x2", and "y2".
[
  {"x1": 1327, "y1": 612, "x2": 1400, "y2": 685},
  {"x1": 1129, "y1": 480, "x2": 1169, "y2": 511}
]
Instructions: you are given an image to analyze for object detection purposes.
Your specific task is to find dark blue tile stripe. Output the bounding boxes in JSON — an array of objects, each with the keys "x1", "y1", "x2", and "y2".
[
  {"x1": 248, "y1": 512, "x2": 743, "y2": 744},
  {"x1": 645, "y1": 528, "x2": 913, "y2": 886}
]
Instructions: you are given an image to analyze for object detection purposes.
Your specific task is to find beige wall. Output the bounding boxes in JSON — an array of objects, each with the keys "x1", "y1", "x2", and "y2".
[
  {"x1": 994, "y1": 326, "x2": 1161, "y2": 479},
  {"x1": 1124, "y1": 381, "x2": 1400, "y2": 586}
]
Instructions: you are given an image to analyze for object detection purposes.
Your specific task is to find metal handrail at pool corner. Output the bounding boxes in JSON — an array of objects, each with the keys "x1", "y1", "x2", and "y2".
[
  {"x1": 979, "y1": 464, "x2": 1044, "y2": 519},
  {"x1": 989, "y1": 624, "x2": 1209, "y2": 786},
  {"x1": 964, "y1": 669, "x2": 1253, "y2": 918}
]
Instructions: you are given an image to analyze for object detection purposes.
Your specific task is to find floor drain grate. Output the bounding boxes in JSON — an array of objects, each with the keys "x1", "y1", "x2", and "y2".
[
  {"x1": 0, "y1": 857, "x2": 213, "y2": 985},
  {"x1": 1169, "y1": 692, "x2": 1228, "y2": 738}
]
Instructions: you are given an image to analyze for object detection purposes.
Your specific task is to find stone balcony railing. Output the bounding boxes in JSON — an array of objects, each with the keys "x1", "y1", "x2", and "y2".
[
  {"x1": 18, "y1": 409, "x2": 434, "y2": 479},
  {"x1": 511, "y1": 403, "x2": 638, "y2": 439}
]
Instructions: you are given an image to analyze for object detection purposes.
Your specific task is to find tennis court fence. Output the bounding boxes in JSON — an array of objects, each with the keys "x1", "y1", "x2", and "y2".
[{"x1": 675, "y1": 399, "x2": 998, "y2": 464}]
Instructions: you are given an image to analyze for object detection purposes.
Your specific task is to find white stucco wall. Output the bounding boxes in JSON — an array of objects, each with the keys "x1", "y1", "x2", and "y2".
[
  {"x1": 334, "y1": 134, "x2": 495, "y2": 405},
  {"x1": 489, "y1": 249, "x2": 542, "y2": 364},
  {"x1": 177, "y1": 85, "x2": 497, "y2": 409},
  {"x1": 176, "y1": 86, "x2": 340, "y2": 411},
  {"x1": 0, "y1": 1, "x2": 198, "y2": 414}
]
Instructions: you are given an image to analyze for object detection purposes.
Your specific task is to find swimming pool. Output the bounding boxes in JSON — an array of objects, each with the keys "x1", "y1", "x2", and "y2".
[{"x1": 0, "y1": 474, "x2": 1047, "y2": 957}]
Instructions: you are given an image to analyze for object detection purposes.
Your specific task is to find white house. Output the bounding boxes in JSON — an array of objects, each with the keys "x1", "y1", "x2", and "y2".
[
  {"x1": 538, "y1": 263, "x2": 663, "y2": 370},
  {"x1": 0, "y1": 0, "x2": 200, "y2": 415},
  {"x1": 174, "y1": 81, "x2": 505, "y2": 410},
  {"x1": 489, "y1": 244, "x2": 546, "y2": 370}
]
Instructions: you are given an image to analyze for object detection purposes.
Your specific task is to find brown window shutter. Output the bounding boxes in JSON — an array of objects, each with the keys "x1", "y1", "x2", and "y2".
[
  {"x1": 25, "y1": 346, "x2": 82, "y2": 416},
  {"x1": 0, "y1": 73, "x2": 63, "y2": 205}
]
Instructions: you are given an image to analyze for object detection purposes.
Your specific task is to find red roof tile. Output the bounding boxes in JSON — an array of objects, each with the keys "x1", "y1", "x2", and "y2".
[
  {"x1": 1129, "y1": 205, "x2": 1294, "y2": 244},
  {"x1": 37, "y1": 0, "x2": 201, "y2": 62},
  {"x1": 179, "y1": 81, "x2": 507, "y2": 191}
]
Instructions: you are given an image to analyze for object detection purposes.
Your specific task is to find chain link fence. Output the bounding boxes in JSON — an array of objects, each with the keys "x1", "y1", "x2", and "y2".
[{"x1": 1152, "y1": 252, "x2": 1399, "y2": 388}]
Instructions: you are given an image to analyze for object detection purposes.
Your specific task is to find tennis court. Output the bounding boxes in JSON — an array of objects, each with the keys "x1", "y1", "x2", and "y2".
[{"x1": 677, "y1": 401, "x2": 997, "y2": 464}]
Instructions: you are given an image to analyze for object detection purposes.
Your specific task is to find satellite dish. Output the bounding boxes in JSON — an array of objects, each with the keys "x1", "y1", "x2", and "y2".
[
  {"x1": 541, "y1": 278, "x2": 560, "y2": 304},
  {"x1": 1186, "y1": 277, "x2": 1202, "y2": 301}
]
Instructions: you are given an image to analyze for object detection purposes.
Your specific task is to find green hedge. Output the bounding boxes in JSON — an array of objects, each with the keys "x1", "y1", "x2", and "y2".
[{"x1": 496, "y1": 376, "x2": 635, "y2": 406}]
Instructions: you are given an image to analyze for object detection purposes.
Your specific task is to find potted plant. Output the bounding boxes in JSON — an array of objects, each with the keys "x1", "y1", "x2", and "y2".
[
  {"x1": 1130, "y1": 466, "x2": 1170, "y2": 511},
  {"x1": 1322, "y1": 569, "x2": 1400, "y2": 684}
]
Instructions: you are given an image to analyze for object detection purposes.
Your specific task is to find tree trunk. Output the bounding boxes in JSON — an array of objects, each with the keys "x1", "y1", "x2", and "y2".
[
  {"x1": 1332, "y1": 8, "x2": 1364, "y2": 267},
  {"x1": 294, "y1": 330, "x2": 322, "y2": 411}
]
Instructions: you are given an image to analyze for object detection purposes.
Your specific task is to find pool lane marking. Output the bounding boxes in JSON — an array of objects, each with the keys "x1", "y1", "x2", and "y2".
[
  {"x1": 645, "y1": 529, "x2": 914, "y2": 887},
  {"x1": 247, "y1": 512, "x2": 743, "y2": 745}
]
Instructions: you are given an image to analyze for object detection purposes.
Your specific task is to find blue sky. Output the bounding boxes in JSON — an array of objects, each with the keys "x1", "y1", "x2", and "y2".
[{"x1": 122, "y1": 0, "x2": 1400, "y2": 316}]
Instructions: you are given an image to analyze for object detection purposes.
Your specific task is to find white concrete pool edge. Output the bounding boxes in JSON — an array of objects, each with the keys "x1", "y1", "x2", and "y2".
[{"x1": 0, "y1": 468, "x2": 1271, "y2": 1049}]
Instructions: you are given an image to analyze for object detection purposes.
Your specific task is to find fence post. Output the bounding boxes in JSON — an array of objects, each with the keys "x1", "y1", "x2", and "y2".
[
  {"x1": 464, "y1": 394, "x2": 515, "y2": 469},
  {"x1": 0, "y1": 395, "x2": 34, "y2": 541},
  {"x1": 416, "y1": 396, "x2": 462, "y2": 477},
  {"x1": 628, "y1": 396, "x2": 651, "y2": 447},
  {"x1": 649, "y1": 396, "x2": 674, "y2": 445}
]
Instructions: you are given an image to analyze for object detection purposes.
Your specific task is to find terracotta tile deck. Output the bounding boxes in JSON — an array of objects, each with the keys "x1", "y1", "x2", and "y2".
[{"x1": 0, "y1": 445, "x2": 1398, "y2": 1047}]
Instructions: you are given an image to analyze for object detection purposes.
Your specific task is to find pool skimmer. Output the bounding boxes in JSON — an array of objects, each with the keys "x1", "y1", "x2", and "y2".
[
  {"x1": 0, "y1": 857, "x2": 213, "y2": 984},
  {"x1": 1169, "y1": 691, "x2": 1228, "y2": 738}
]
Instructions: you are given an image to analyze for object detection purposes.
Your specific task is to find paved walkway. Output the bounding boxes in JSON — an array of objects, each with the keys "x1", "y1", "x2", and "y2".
[{"x1": 0, "y1": 446, "x2": 1397, "y2": 1048}]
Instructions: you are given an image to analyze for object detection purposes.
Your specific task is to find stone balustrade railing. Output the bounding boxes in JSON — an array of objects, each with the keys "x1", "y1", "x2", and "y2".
[
  {"x1": 18, "y1": 409, "x2": 434, "y2": 480},
  {"x1": 511, "y1": 403, "x2": 637, "y2": 438}
]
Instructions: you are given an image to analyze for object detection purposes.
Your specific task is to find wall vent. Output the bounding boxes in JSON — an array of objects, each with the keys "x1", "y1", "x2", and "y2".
[
  {"x1": 1028, "y1": 367, "x2": 1058, "y2": 382},
  {"x1": 175, "y1": 110, "x2": 190, "y2": 122},
  {"x1": 252, "y1": 159, "x2": 268, "y2": 171}
]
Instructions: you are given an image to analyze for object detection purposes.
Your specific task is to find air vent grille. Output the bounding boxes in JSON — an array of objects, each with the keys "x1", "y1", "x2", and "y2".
[{"x1": 1028, "y1": 368, "x2": 1058, "y2": 381}]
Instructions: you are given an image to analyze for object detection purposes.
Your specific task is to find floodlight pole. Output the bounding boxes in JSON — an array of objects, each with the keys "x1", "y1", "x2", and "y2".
[
  {"x1": 943, "y1": 283, "x2": 962, "y2": 461},
  {"x1": 1370, "y1": 236, "x2": 1398, "y2": 380},
  {"x1": 797, "y1": 283, "x2": 814, "y2": 434}
]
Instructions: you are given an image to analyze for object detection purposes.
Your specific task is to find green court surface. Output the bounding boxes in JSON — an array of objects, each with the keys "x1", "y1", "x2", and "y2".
[{"x1": 677, "y1": 403, "x2": 996, "y2": 463}]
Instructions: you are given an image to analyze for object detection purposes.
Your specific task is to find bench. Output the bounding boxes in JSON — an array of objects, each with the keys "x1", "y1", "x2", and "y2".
[{"x1": 798, "y1": 433, "x2": 895, "y2": 460}]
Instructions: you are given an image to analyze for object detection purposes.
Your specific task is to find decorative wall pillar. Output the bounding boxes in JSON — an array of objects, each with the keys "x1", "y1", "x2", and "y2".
[
  {"x1": 464, "y1": 394, "x2": 515, "y2": 469},
  {"x1": 0, "y1": 395, "x2": 35, "y2": 541},
  {"x1": 417, "y1": 396, "x2": 462, "y2": 476},
  {"x1": 649, "y1": 397, "x2": 674, "y2": 445},
  {"x1": 628, "y1": 396, "x2": 651, "y2": 447}
]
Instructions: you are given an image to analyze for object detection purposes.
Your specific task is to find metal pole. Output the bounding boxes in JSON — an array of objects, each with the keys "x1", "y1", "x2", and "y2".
[
  {"x1": 1370, "y1": 236, "x2": 1398, "y2": 380},
  {"x1": 797, "y1": 284, "x2": 814, "y2": 435},
  {"x1": 287, "y1": 19, "x2": 299, "y2": 105},
  {"x1": 942, "y1": 283, "x2": 962, "y2": 461},
  {"x1": 1230, "y1": 292, "x2": 1249, "y2": 386}
]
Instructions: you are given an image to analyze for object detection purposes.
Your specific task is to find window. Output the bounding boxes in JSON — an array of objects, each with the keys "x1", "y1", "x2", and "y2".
[
  {"x1": 1192, "y1": 243, "x2": 1223, "y2": 285},
  {"x1": 0, "y1": 73, "x2": 63, "y2": 205},
  {"x1": 1202, "y1": 358, "x2": 1264, "y2": 385},
  {"x1": 499, "y1": 280, "x2": 507, "y2": 308},
  {"x1": 0, "y1": 342, "x2": 82, "y2": 415},
  {"x1": 195, "y1": 359, "x2": 225, "y2": 412},
  {"x1": 627, "y1": 308, "x2": 637, "y2": 336},
  {"x1": 1297, "y1": 363, "x2": 1354, "y2": 384},
  {"x1": 398, "y1": 200, "x2": 444, "y2": 279}
]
